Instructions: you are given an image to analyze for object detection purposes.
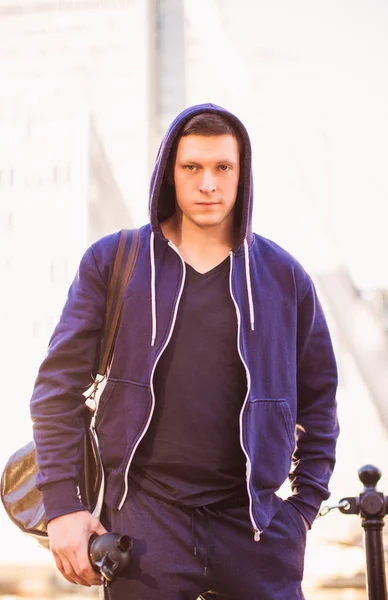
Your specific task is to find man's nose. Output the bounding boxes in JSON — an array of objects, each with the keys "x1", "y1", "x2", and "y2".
[{"x1": 199, "y1": 170, "x2": 216, "y2": 193}]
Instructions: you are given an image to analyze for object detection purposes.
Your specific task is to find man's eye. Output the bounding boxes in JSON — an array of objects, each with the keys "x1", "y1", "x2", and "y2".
[
  {"x1": 219, "y1": 165, "x2": 230, "y2": 171},
  {"x1": 184, "y1": 165, "x2": 196, "y2": 171}
]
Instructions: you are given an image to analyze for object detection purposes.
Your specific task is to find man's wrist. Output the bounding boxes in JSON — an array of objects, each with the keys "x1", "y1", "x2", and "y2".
[
  {"x1": 301, "y1": 513, "x2": 310, "y2": 531},
  {"x1": 41, "y1": 479, "x2": 85, "y2": 523}
]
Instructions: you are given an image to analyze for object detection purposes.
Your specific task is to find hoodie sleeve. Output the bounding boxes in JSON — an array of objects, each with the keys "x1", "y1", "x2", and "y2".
[
  {"x1": 30, "y1": 242, "x2": 110, "y2": 523},
  {"x1": 287, "y1": 281, "x2": 339, "y2": 527}
]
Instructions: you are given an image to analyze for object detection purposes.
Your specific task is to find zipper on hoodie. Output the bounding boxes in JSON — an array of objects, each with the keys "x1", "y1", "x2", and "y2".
[
  {"x1": 229, "y1": 251, "x2": 262, "y2": 542},
  {"x1": 118, "y1": 240, "x2": 187, "y2": 510}
]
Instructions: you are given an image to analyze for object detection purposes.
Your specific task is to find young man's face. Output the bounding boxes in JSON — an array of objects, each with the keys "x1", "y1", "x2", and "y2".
[{"x1": 173, "y1": 134, "x2": 240, "y2": 232}]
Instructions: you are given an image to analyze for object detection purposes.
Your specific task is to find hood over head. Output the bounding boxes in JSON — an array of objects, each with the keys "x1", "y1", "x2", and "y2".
[{"x1": 149, "y1": 103, "x2": 254, "y2": 250}]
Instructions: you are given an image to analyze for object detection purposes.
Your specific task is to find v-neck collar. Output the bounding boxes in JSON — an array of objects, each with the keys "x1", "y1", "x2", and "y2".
[{"x1": 184, "y1": 256, "x2": 230, "y2": 281}]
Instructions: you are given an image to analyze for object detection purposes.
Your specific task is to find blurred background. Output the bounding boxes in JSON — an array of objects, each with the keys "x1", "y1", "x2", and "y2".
[{"x1": 0, "y1": 0, "x2": 388, "y2": 598}]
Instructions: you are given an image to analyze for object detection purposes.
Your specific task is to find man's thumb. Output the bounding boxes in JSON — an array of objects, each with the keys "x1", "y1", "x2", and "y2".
[{"x1": 94, "y1": 520, "x2": 108, "y2": 536}]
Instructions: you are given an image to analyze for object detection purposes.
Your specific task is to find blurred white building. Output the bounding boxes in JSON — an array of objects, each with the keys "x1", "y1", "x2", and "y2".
[
  {"x1": 1, "y1": 0, "x2": 388, "y2": 593},
  {"x1": 0, "y1": 0, "x2": 154, "y2": 566},
  {"x1": 0, "y1": 0, "x2": 155, "y2": 374}
]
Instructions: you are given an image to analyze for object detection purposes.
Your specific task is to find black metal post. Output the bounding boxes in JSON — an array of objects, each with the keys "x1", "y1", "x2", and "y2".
[
  {"x1": 339, "y1": 465, "x2": 388, "y2": 600},
  {"x1": 364, "y1": 519, "x2": 387, "y2": 600}
]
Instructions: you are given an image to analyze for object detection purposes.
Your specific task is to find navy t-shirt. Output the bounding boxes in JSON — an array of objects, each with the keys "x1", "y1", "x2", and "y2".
[{"x1": 130, "y1": 257, "x2": 248, "y2": 507}]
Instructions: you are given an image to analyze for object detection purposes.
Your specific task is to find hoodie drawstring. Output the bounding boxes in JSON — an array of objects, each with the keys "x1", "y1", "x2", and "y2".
[
  {"x1": 244, "y1": 238, "x2": 255, "y2": 331},
  {"x1": 191, "y1": 510, "x2": 197, "y2": 557},
  {"x1": 150, "y1": 231, "x2": 157, "y2": 346},
  {"x1": 203, "y1": 510, "x2": 211, "y2": 577},
  {"x1": 190, "y1": 507, "x2": 211, "y2": 576}
]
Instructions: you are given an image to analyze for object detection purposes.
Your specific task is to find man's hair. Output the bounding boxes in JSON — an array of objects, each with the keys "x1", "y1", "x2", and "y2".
[{"x1": 180, "y1": 113, "x2": 242, "y2": 149}]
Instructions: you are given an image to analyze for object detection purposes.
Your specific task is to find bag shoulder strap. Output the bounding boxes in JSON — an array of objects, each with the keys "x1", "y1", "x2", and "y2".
[{"x1": 97, "y1": 228, "x2": 141, "y2": 376}]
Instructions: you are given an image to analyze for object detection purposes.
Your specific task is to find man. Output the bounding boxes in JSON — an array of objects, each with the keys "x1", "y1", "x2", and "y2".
[{"x1": 30, "y1": 103, "x2": 339, "y2": 599}]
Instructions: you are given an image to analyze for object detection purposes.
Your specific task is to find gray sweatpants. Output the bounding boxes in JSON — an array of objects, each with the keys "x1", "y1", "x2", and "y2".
[{"x1": 100, "y1": 485, "x2": 306, "y2": 600}]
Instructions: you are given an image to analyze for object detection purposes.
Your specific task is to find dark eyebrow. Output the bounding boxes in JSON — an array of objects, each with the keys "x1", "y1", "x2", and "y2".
[
  {"x1": 178, "y1": 159, "x2": 237, "y2": 166},
  {"x1": 216, "y1": 159, "x2": 237, "y2": 166},
  {"x1": 178, "y1": 160, "x2": 202, "y2": 166}
]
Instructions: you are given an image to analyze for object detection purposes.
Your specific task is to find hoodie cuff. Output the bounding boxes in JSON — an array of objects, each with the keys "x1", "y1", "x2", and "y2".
[
  {"x1": 41, "y1": 480, "x2": 87, "y2": 524},
  {"x1": 286, "y1": 493, "x2": 323, "y2": 528}
]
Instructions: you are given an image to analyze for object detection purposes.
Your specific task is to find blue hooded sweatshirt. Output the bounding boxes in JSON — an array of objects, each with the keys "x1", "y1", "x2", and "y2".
[{"x1": 30, "y1": 103, "x2": 339, "y2": 540}]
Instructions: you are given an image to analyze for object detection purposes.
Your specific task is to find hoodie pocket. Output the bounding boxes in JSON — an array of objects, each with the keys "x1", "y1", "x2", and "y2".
[
  {"x1": 245, "y1": 398, "x2": 295, "y2": 494},
  {"x1": 282, "y1": 500, "x2": 308, "y2": 543},
  {"x1": 95, "y1": 379, "x2": 152, "y2": 476}
]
